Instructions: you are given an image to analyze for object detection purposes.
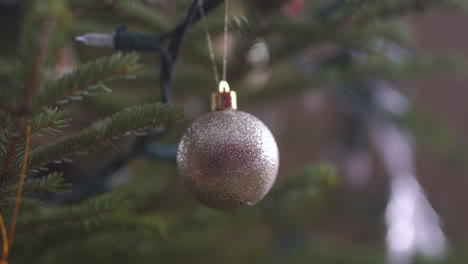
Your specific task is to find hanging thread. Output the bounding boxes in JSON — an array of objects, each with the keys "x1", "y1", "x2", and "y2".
[
  {"x1": 197, "y1": 0, "x2": 229, "y2": 88},
  {"x1": 223, "y1": 0, "x2": 229, "y2": 81}
]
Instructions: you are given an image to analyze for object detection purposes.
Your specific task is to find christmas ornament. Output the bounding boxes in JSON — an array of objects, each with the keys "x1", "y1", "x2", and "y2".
[{"x1": 177, "y1": 81, "x2": 279, "y2": 210}]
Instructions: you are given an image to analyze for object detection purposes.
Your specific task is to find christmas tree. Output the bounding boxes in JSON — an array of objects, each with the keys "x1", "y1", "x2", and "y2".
[{"x1": 0, "y1": 0, "x2": 467, "y2": 263}]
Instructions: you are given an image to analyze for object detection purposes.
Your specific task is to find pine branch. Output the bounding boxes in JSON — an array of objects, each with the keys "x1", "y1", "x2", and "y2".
[
  {"x1": 16, "y1": 193, "x2": 131, "y2": 232},
  {"x1": 246, "y1": 54, "x2": 465, "y2": 100},
  {"x1": 2, "y1": 42, "x2": 47, "y2": 175},
  {"x1": 0, "y1": 52, "x2": 43, "y2": 183},
  {"x1": 259, "y1": 164, "x2": 339, "y2": 224},
  {"x1": 69, "y1": 0, "x2": 172, "y2": 31},
  {"x1": 0, "y1": 116, "x2": 14, "y2": 162},
  {"x1": 0, "y1": 60, "x2": 23, "y2": 110},
  {"x1": 23, "y1": 172, "x2": 70, "y2": 195},
  {"x1": 33, "y1": 53, "x2": 140, "y2": 110},
  {"x1": 1, "y1": 197, "x2": 46, "y2": 215},
  {"x1": 70, "y1": 20, "x2": 112, "y2": 36},
  {"x1": 17, "y1": 3, "x2": 68, "y2": 110},
  {"x1": 29, "y1": 108, "x2": 70, "y2": 136},
  {"x1": 0, "y1": 121, "x2": 25, "y2": 186},
  {"x1": 267, "y1": 20, "x2": 412, "y2": 58},
  {"x1": 404, "y1": 106, "x2": 468, "y2": 171},
  {"x1": 114, "y1": 0, "x2": 171, "y2": 31},
  {"x1": 268, "y1": 164, "x2": 338, "y2": 199},
  {"x1": 0, "y1": 1, "x2": 70, "y2": 185},
  {"x1": 331, "y1": 55, "x2": 465, "y2": 81},
  {"x1": 28, "y1": 103, "x2": 184, "y2": 170},
  {"x1": 342, "y1": 0, "x2": 447, "y2": 26},
  {"x1": 1, "y1": 172, "x2": 70, "y2": 199}
]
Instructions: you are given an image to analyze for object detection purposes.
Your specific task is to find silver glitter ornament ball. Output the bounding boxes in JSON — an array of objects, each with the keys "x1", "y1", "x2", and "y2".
[{"x1": 177, "y1": 109, "x2": 279, "y2": 210}]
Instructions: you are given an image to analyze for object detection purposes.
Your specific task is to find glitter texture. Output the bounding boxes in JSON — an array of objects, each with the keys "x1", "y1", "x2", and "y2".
[{"x1": 177, "y1": 109, "x2": 279, "y2": 210}]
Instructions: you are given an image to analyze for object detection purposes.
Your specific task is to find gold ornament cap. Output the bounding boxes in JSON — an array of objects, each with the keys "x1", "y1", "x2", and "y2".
[{"x1": 211, "y1": 80, "x2": 237, "y2": 111}]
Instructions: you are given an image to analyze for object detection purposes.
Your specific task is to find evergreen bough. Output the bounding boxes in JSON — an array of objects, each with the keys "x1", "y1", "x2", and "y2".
[{"x1": 0, "y1": 0, "x2": 183, "y2": 259}]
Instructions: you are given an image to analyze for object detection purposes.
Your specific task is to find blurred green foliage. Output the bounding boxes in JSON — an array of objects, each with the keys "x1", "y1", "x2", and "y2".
[{"x1": 0, "y1": 0, "x2": 467, "y2": 263}]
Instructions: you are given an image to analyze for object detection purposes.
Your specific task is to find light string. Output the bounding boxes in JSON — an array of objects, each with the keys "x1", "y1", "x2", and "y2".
[{"x1": 197, "y1": 0, "x2": 229, "y2": 88}]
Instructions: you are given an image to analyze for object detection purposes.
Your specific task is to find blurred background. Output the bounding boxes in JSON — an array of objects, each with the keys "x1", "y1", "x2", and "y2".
[{"x1": 1, "y1": 0, "x2": 468, "y2": 263}]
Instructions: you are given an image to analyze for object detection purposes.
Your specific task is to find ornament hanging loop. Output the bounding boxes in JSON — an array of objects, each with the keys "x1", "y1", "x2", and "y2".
[
  {"x1": 219, "y1": 80, "x2": 230, "y2": 92},
  {"x1": 212, "y1": 80, "x2": 237, "y2": 111}
]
